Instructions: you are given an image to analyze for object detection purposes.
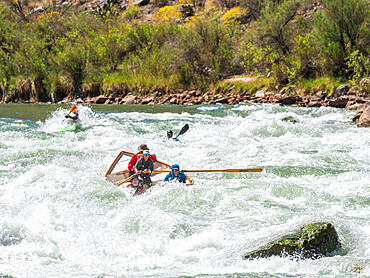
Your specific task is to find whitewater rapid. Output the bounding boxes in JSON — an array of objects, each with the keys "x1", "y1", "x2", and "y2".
[{"x1": 0, "y1": 103, "x2": 369, "y2": 278}]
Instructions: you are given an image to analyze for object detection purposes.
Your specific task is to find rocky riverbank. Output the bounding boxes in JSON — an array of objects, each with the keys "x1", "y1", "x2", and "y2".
[
  {"x1": 50, "y1": 84, "x2": 368, "y2": 109},
  {"x1": 55, "y1": 83, "x2": 368, "y2": 126},
  {"x1": 2, "y1": 83, "x2": 369, "y2": 126}
]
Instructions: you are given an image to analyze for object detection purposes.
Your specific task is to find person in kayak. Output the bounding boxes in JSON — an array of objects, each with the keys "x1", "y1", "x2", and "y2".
[
  {"x1": 65, "y1": 105, "x2": 79, "y2": 122},
  {"x1": 129, "y1": 174, "x2": 146, "y2": 196},
  {"x1": 167, "y1": 130, "x2": 181, "y2": 142},
  {"x1": 134, "y1": 150, "x2": 154, "y2": 189},
  {"x1": 164, "y1": 164, "x2": 186, "y2": 183},
  {"x1": 128, "y1": 144, "x2": 157, "y2": 176}
]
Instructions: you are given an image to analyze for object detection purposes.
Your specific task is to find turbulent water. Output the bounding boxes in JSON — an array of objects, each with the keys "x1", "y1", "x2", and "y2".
[{"x1": 0, "y1": 103, "x2": 369, "y2": 278}]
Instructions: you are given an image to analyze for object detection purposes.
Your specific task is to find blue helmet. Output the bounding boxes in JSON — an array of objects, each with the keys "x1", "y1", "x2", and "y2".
[{"x1": 172, "y1": 164, "x2": 180, "y2": 170}]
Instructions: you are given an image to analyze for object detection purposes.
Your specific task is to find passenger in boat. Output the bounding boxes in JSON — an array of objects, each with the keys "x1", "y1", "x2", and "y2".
[
  {"x1": 129, "y1": 174, "x2": 146, "y2": 196},
  {"x1": 134, "y1": 150, "x2": 154, "y2": 189},
  {"x1": 128, "y1": 144, "x2": 157, "y2": 176},
  {"x1": 167, "y1": 130, "x2": 181, "y2": 142},
  {"x1": 164, "y1": 164, "x2": 186, "y2": 183},
  {"x1": 65, "y1": 105, "x2": 79, "y2": 122}
]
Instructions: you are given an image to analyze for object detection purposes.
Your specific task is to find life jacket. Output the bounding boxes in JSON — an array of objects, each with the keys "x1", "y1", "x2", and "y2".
[
  {"x1": 136, "y1": 153, "x2": 143, "y2": 161},
  {"x1": 135, "y1": 156, "x2": 153, "y2": 172},
  {"x1": 169, "y1": 171, "x2": 186, "y2": 183},
  {"x1": 128, "y1": 152, "x2": 142, "y2": 171},
  {"x1": 137, "y1": 153, "x2": 157, "y2": 163}
]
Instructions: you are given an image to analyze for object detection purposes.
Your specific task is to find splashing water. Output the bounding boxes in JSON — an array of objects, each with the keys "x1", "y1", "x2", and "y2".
[{"x1": 0, "y1": 103, "x2": 369, "y2": 278}]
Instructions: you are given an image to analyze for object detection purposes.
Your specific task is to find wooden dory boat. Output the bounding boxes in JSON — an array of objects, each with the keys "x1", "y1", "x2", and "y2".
[{"x1": 104, "y1": 151, "x2": 194, "y2": 187}]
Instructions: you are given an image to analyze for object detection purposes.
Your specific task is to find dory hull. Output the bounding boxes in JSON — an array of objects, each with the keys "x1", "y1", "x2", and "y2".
[{"x1": 105, "y1": 151, "x2": 172, "y2": 186}]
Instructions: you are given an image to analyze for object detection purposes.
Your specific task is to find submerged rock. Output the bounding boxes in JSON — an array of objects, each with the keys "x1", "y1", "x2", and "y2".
[
  {"x1": 0, "y1": 231, "x2": 23, "y2": 246},
  {"x1": 282, "y1": 116, "x2": 297, "y2": 123},
  {"x1": 243, "y1": 222, "x2": 341, "y2": 260}
]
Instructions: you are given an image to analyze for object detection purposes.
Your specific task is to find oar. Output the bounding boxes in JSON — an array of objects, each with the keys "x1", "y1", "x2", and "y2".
[
  {"x1": 117, "y1": 175, "x2": 133, "y2": 187},
  {"x1": 152, "y1": 168, "x2": 263, "y2": 173},
  {"x1": 116, "y1": 168, "x2": 262, "y2": 186},
  {"x1": 175, "y1": 124, "x2": 189, "y2": 139}
]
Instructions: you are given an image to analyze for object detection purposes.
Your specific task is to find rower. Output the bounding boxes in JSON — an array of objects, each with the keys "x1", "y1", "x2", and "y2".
[
  {"x1": 65, "y1": 105, "x2": 79, "y2": 122},
  {"x1": 164, "y1": 164, "x2": 186, "y2": 183},
  {"x1": 167, "y1": 130, "x2": 181, "y2": 142},
  {"x1": 134, "y1": 150, "x2": 154, "y2": 189},
  {"x1": 128, "y1": 144, "x2": 157, "y2": 176},
  {"x1": 129, "y1": 174, "x2": 146, "y2": 196}
]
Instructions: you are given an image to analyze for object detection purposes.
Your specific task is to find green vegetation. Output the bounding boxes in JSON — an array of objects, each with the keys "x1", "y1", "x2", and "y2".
[{"x1": 0, "y1": 0, "x2": 369, "y2": 102}]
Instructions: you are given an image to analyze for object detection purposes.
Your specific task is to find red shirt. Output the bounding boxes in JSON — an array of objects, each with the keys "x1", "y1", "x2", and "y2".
[{"x1": 128, "y1": 152, "x2": 157, "y2": 170}]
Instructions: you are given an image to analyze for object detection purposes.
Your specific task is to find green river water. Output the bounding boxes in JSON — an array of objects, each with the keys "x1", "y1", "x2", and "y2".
[{"x1": 0, "y1": 103, "x2": 369, "y2": 278}]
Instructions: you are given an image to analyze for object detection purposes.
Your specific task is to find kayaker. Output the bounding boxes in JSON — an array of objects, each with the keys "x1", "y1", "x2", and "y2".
[
  {"x1": 164, "y1": 164, "x2": 186, "y2": 183},
  {"x1": 65, "y1": 105, "x2": 79, "y2": 122},
  {"x1": 129, "y1": 174, "x2": 146, "y2": 196},
  {"x1": 128, "y1": 144, "x2": 157, "y2": 176},
  {"x1": 134, "y1": 150, "x2": 154, "y2": 189},
  {"x1": 167, "y1": 130, "x2": 181, "y2": 142}
]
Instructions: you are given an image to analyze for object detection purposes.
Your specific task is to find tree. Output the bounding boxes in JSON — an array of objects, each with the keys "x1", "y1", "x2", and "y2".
[{"x1": 314, "y1": 0, "x2": 370, "y2": 76}]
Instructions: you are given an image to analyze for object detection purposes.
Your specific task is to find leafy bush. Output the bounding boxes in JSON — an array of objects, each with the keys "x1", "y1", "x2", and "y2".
[
  {"x1": 346, "y1": 50, "x2": 370, "y2": 82},
  {"x1": 314, "y1": 0, "x2": 370, "y2": 76},
  {"x1": 0, "y1": 0, "x2": 368, "y2": 101},
  {"x1": 124, "y1": 7, "x2": 140, "y2": 21}
]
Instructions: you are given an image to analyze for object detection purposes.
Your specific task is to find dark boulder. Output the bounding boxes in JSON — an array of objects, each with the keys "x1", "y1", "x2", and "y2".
[
  {"x1": 278, "y1": 96, "x2": 301, "y2": 105},
  {"x1": 327, "y1": 96, "x2": 349, "y2": 108},
  {"x1": 282, "y1": 116, "x2": 297, "y2": 123},
  {"x1": 243, "y1": 222, "x2": 341, "y2": 260},
  {"x1": 333, "y1": 84, "x2": 350, "y2": 97}
]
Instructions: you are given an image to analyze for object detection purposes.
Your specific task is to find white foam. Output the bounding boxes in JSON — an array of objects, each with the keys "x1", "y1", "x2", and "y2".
[{"x1": 0, "y1": 103, "x2": 369, "y2": 277}]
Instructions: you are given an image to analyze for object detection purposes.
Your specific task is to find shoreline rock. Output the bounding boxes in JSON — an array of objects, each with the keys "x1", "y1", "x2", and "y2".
[
  {"x1": 57, "y1": 90, "x2": 369, "y2": 127},
  {"x1": 243, "y1": 222, "x2": 341, "y2": 260},
  {"x1": 1, "y1": 84, "x2": 369, "y2": 127},
  {"x1": 54, "y1": 89, "x2": 368, "y2": 109},
  {"x1": 352, "y1": 102, "x2": 370, "y2": 127}
]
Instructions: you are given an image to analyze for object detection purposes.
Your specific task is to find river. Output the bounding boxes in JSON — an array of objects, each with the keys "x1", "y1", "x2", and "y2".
[{"x1": 0, "y1": 103, "x2": 369, "y2": 278}]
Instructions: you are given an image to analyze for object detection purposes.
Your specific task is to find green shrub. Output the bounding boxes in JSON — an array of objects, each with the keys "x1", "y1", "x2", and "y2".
[
  {"x1": 314, "y1": 0, "x2": 370, "y2": 76},
  {"x1": 0, "y1": 0, "x2": 368, "y2": 100},
  {"x1": 346, "y1": 50, "x2": 370, "y2": 82},
  {"x1": 124, "y1": 7, "x2": 140, "y2": 21}
]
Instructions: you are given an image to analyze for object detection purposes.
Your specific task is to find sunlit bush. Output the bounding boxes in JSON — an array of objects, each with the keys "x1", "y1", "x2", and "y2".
[
  {"x1": 156, "y1": 6, "x2": 182, "y2": 21},
  {"x1": 221, "y1": 7, "x2": 248, "y2": 24}
]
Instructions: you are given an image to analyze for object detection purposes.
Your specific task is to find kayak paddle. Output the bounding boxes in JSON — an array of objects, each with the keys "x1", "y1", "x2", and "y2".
[
  {"x1": 70, "y1": 105, "x2": 77, "y2": 113},
  {"x1": 175, "y1": 124, "x2": 189, "y2": 139}
]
